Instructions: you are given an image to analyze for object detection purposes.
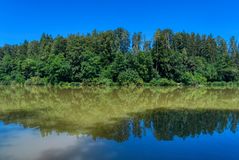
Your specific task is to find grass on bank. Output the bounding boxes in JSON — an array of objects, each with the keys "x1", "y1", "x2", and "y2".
[{"x1": 2, "y1": 74, "x2": 239, "y2": 89}]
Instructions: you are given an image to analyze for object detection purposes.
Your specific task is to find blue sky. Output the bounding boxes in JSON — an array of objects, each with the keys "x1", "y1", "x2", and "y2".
[{"x1": 0, "y1": 0, "x2": 239, "y2": 46}]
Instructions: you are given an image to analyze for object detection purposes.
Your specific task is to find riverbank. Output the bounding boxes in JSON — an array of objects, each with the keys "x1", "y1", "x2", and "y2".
[{"x1": 3, "y1": 80, "x2": 239, "y2": 89}]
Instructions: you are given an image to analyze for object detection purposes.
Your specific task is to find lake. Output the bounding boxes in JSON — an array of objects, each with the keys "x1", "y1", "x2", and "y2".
[{"x1": 1, "y1": 86, "x2": 239, "y2": 160}]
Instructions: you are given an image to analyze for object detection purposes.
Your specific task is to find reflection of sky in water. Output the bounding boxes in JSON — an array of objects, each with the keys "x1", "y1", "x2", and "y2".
[
  {"x1": 1, "y1": 122, "x2": 239, "y2": 160},
  {"x1": 0, "y1": 122, "x2": 117, "y2": 160}
]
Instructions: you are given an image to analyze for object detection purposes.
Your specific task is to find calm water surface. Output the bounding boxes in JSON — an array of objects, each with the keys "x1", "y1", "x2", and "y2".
[{"x1": 1, "y1": 86, "x2": 239, "y2": 160}]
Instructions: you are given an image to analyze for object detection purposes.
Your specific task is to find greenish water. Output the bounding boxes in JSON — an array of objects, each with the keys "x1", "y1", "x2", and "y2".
[{"x1": 1, "y1": 86, "x2": 239, "y2": 160}]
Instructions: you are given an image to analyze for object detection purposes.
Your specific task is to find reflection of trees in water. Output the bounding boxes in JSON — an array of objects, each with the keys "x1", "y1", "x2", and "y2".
[
  {"x1": 1, "y1": 86, "x2": 239, "y2": 110},
  {"x1": 1, "y1": 86, "x2": 239, "y2": 141},
  {"x1": 90, "y1": 109, "x2": 239, "y2": 142}
]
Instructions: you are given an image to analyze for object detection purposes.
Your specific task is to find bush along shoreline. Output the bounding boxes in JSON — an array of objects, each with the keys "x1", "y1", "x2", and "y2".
[{"x1": 1, "y1": 28, "x2": 239, "y2": 86}]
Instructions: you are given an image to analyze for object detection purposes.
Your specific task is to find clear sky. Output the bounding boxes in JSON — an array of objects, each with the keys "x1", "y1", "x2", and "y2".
[{"x1": 1, "y1": 0, "x2": 239, "y2": 46}]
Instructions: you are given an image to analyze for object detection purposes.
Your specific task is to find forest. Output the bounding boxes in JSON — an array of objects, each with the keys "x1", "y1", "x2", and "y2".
[{"x1": 0, "y1": 28, "x2": 239, "y2": 86}]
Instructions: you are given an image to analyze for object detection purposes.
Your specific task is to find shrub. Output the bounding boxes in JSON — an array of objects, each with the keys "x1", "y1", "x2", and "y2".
[
  {"x1": 25, "y1": 76, "x2": 48, "y2": 86},
  {"x1": 117, "y1": 69, "x2": 143, "y2": 86},
  {"x1": 0, "y1": 75, "x2": 12, "y2": 85},
  {"x1": 14, "y1": 73, "x2": 25, "y2": 84},
  {"x1": 96, "y1": 78, "x2": 114, "y2": 86},
  {"x1": 82, "y1": 77, "x2": 114, "y2": 86},
  {"x1": 181, "y1": 72, "x2": 207, "y2": 85},
  {"x1": 218, "y1": 67, "x2": 239, "y2": 82},
  {"x1": 58, "y1": 82, "x2": 81, "y2": 88},
  {"x1": 206, "y1": 81, "x2": 239, "y2": 88},
  {"x1": 69, "y1": 82, "x2": 81, "y2": 87},
  {"x1": 150, "y1": 78, "x2": 178, "y2": 86}
]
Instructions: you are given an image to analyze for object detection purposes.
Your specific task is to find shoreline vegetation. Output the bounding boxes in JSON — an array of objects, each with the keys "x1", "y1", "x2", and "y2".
[
  {"x1": 3, "y1": 81, "x2": 239, "y2": 89},
  {"x1": 1, "y1": 28, "x2": 239, "y2": 86}
]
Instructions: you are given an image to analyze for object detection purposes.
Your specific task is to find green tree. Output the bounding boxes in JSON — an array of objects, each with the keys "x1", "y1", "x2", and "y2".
[
  {"x1": 132, "y1": 32, "x2": 142, "y2": 54},
  {"x1": 79, "y1": 52, "x2": 101, "y2": 82},
  {"x1": 44, "y1": 54, "x2": 71, "y2": 83},
  {"x1": 229, "y1": 36, "x2": 239, "y2": 66},
  {"x1": 114, "y1": 28, "x2": 130, "y2": 53},
  {"x1": 118, "y1": 69, "x2": 143, "y2": 85}
]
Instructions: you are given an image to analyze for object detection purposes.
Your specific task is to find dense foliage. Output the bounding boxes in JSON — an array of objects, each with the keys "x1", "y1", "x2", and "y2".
[{"x1": 1, "y1": 28, "x2": 239, "y2": 85}]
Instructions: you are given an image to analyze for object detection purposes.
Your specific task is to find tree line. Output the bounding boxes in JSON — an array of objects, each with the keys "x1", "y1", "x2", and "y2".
[{"x1": 1, "y1": 28, "x2": 239, "y2": 85}]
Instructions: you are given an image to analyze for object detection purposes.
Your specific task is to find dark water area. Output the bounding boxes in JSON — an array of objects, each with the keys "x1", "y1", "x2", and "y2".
[{"x1": 1, "y1": 86, "x2": 239, "y2": 160}]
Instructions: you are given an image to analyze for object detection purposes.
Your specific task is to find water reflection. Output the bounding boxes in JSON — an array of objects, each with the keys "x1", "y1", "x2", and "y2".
[
  {"x1": 1, "y1": 109, "x2": 239, "y2": 160},
  {"x1": 1, "y1": 86, "x2": 239, "y2": 159},
  {"x1": 90, "y1": 109, "x2": 239, "y2": 142},
  {"x1": 0, "y1": 86, "x2": 239, "y2": 140},
  {"x1": 0, "y1": 123, "x2": 116, "y2": 160}
]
